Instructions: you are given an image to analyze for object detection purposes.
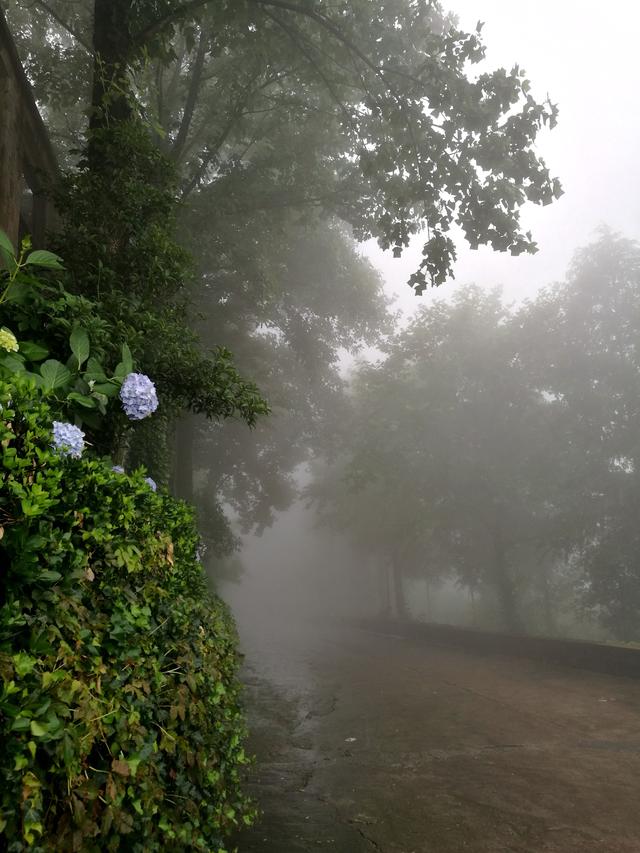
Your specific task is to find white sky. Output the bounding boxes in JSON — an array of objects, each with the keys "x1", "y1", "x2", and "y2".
[{"x1": 365, "y1": 0, "x2": 640, "y2": 313}]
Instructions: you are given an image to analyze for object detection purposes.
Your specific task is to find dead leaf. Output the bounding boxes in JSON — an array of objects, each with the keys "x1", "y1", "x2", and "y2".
[{"x1": 111, "y1": 759, "x2": 130, "y2": 777}]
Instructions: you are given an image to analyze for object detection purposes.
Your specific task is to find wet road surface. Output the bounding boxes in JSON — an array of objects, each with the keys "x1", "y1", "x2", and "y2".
[{"x1": 231, "y1": 620, "x2": 640, "y2": 853}]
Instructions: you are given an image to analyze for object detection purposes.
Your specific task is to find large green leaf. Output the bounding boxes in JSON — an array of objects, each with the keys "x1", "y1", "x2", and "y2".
[
  {"x1": 19, "y1": 341, "x2": 49, "y2": 362},
  {"x1": 84, "y1": 357, "x2": 107, "y2": 383},
  {"x1": 67, "y1": 391, "x2": 97, "y2": 409},
  {"x1": 40, "y1": 359, "x2": 71, "y2": 392},
  {"x1": 0, "y1": 354, "x2": 26, "y2": 373},
  {"x1": 69, "y1": 327, "x2": 90, "y2": 368},
  {"x1": 0, "y1": 229, "x2": 15, "y2": 272},
  {"x1": 121, "y1": 342, "x2": 133, "y2": 374},
  {"x1": 0, "y1": 228, "x2": 15, "y2": 262},
  {"x1": 92, "y1": 381, "x2": 118, "y2": 397},
  {"x1": 24, "y1": 250, "x2": 64, "y2": 270}
]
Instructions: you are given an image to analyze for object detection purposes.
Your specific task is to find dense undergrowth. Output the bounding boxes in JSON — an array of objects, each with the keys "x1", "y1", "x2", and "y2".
[
  {"x1": 0, "y1": 236, "x2": 255, "y2": 850},
  {"x1": 0, "y1": 380, "x2": 254, "y2": 851}
]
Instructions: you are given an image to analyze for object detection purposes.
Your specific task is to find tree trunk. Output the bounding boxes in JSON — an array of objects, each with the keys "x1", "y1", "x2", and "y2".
[
  {"x1": 424, "y1": 576, "x2": 432, "y2": 621},
  {"x1": 469, "y1": 586, "x2": 477, "y2": 626},
  {"x1": 377, "y1": 559, "x2": 391, "y2": 617},
  {"x1": 491, "y1": 527, "x2": 521, "y2": 633},
  {"x1": 391, "y1": 560, "x2": 407, "y2": 621},
  {"x1": 540, "y1": 563, "x2": 557, "y2": 636},
  {"x1": 90, "y1": 0, "x2": 135, "y2": 133}
]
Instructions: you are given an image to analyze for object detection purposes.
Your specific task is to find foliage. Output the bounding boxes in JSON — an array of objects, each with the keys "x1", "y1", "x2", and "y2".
[
  {"x1": 7, "y1": 0, "x2": 562, "y2": 289},
  {"x1": 4, "y1": 0, "x2": 563, "y2": 540},
  {"x1": 309, "y1": 286, "x2": 560, "y2": 631},
  {"x1": 309, "y1": 237, "x2": 640, "y2": 640},
  {"x1": 51, "y1": 122, "x2": 268, "y2": 448},
  {"x1": 0, "y1": 379, "x2": 254, "y2": 851},
  {"x1": 184, "y1": 216, "x2": 389, "y2": 532},
  {"x1": 517, "y1": 232, "x2": 640, "y2": 639},
  {"x1": 0, "y1": 231, "x2": 138, "y2": 436}
]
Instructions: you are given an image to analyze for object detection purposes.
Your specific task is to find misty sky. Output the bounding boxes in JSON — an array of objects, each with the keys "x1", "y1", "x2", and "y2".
[{"x1": 366, "y1": 0, "x2": 640, "y2": 312}]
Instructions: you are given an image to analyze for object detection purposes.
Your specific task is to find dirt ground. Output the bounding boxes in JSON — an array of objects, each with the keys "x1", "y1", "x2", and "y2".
[{"x1": 232, "y1": 621, "x2": 640, "y2": 853}]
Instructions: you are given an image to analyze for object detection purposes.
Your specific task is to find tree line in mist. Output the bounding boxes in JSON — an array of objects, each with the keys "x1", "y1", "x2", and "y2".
[{"x1": 309, "y1": 232, "x2": 640, "y2": 642}]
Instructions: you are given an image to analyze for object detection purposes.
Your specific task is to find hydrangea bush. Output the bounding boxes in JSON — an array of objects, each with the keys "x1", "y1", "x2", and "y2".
[
  {"x1": 0, "y1": 230, "x2": 164, "y2": 462},
  {"x1": 0, "y1": 380, "x2": 254, "y2": 850}
]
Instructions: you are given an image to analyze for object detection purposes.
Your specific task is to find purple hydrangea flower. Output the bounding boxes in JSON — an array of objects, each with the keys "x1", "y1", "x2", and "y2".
[
  {"x1": 145, "y1": 476, "x2": 157, "y2": 492},
  {"x1": 119, "y1": 373, "x2": 158, "y2": 421},
  {"x1": 112, "y1": 465, "x2": 125, "y2": 474},
  {"x1": 52, "y1": 421, "x2": 85, "y2": 458}
]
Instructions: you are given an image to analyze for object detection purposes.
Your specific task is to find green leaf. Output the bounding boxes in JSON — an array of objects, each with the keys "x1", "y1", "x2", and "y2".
[
  {"x1": 30, "y1": 720, "x2": 47, "y2": 738},
  {"x1": 24, "y1": 250, "x2": 64, "y2": 270},
  {"x1": 67, "y1": 392, "x2": 97, "y2": 409},
  {"x1": 40, "y1": 359, "x2": 71, "y2": 392},
  {"x1": 122, "y1": 343, "x2": 133, "y2": 374},
  {"x1": 0, "y1": 354, "x2": 26, "y2": 373},
  {"x1": 92, "y1": 381, "x2": 118, "y2": 397},
  {"x1": 39, "y1": 570, "x2": 62, "y2": 583},
  {"x1": 84, "y1": 357, "x2": 107, "y2": 383},
  {"x1": 14, "y1": 755, "x2": 29, "y2": 771},
  {"x1": 19, "y1": 341, "x2": 49, "y2": 362},
  {"x1": 0, "y1": 229, "x2": 15, "y2": 270},
  {"x1": 69, "y1": 327, "x2": 90, "y2": 367},
  {"x1": 23, "y1": 370, "x2": 45, "y2": 388},
  {"x1": 13, "y1": 653, "x2": 37, "y2": 678}
]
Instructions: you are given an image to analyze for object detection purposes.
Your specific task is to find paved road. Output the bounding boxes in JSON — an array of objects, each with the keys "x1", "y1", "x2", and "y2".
[{"x1": 231, "y1": 619, "x2": 640, "y2": 852}]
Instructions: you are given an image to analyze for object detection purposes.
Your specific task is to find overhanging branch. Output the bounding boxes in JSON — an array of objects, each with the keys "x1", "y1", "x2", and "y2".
[{"x1": 31, "y1": 0, "x2": 92, "y2": 52}]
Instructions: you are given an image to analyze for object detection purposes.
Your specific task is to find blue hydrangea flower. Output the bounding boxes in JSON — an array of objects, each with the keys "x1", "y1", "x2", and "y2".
[
  {"x1": 52, "y1": 421, "x2": 85, "y2": 458},
  {"x1": 119, "y1": 373, "x2": 158, "y2": 421},
  {"x1": 145, "y1": 476, "x2": 157, "y2": 492},
  {"x1": 112, "y1": 465, "x2": 125, "y2": 474}
]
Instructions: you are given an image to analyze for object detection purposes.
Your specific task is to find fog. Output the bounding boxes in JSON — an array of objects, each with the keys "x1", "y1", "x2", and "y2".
[{"x1": 221, "y1": 0, "x2": 640, "y2": 657}]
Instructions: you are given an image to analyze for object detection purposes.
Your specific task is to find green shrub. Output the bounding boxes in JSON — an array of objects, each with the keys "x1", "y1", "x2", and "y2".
[{"x1": 0, "y1": 380, "x2": 254, "y2": 851}]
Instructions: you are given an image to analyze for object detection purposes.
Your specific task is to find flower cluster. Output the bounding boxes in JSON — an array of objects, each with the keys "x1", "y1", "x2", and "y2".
[
  {"x1": 119, "y1": 373, "x2": 158, "y2": 420},
  {"x1": 145, "y1": 476, "x2": 157, "y2": 492},
  {"x1": 52, "y1": 421, "x2": 85, "y2": 458},
  {"x1": 0, "y1": 327, "x2": 18, "y2": 353},
  {"x1": 112, "y1": 465, "x2": 125, "y2": 474}
]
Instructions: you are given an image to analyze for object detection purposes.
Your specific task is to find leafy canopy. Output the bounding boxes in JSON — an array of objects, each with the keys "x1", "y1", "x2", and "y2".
[{"x1": 8, "y1": 0, "x2": 562, "y2": 289}]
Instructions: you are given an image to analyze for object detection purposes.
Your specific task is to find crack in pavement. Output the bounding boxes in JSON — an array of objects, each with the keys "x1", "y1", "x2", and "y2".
[{"x1": 354, "y1": 826, "x2": 382, "y2": 851}]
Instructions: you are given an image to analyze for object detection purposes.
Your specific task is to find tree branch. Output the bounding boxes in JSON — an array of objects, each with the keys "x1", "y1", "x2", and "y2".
[
  {"x1": 134, "y1": 0, "x2": 428, "y2": 187},
  {"x1": 171, "y1": 27, "x2": 208, "y2": 160},
  {"x1": 262, "y1": 8, "x2": 354, "y2": 129},
  {"x1": 180, "y1": 69, "x2": 262, "y2": 199},
  {"x1": 31, "y1": 0, "x2": 92, "y2": 52},
  {"x1": 135, "y1": 0, "x2": 393, "y2": 81}
]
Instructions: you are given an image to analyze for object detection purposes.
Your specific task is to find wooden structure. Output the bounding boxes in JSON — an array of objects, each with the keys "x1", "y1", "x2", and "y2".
[{"x1": 0, "y1": 8, "x2": 57, "y2": 248}]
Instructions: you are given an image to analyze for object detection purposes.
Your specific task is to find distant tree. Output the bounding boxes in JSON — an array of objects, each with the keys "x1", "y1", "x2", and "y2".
[
  {"x1": 310, "y1": 287, "x2": 566, "y2": 631},
  {"x1": 182, "y1": 217, "x2": 389, "y2": 534},
  {"x1": 518, "y1": 232, "x2": 640, "y2": 639}
]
